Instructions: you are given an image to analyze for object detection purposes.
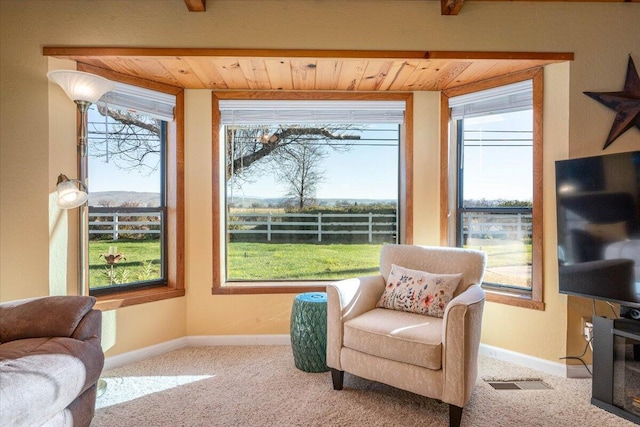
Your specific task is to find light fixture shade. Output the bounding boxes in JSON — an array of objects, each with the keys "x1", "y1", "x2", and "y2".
[
  {"x1": 56, "y1": 174, "x2": 88, "y2": 209},
  {"x1": 47, "y1": 70, "x2": 115, "y2": 104}
]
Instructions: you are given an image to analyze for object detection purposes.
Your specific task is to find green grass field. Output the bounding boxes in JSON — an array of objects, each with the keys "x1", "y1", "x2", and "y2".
[
  {"x1": 89, "y1": 240, "x2": 162, "y2": 288},
  {"x1": 227, "y1": 242, "x2": 383, "y2": 280},
  {"x1": 88, "y1": 239, "x2": 531, "y2": 287}
]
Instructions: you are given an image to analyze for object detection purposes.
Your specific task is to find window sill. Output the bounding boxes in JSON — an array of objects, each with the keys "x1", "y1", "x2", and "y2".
[
  {"x1": 212, "y1": 281, "x2": 329, "y2": 295},
  {"x1": 485, "y1": 288, "x2": 544, "y2": 310},
  {"x1": 94, "y1": 286, "x2": 185, "y2": 311}
]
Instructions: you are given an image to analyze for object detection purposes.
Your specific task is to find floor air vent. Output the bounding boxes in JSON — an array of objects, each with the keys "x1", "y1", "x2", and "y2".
[{"x1": 487, "y1": 380, "x2": 552, "y2": 390}]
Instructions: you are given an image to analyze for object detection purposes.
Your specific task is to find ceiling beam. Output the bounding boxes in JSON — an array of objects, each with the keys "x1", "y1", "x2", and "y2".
[
  {"x1": 184, "y1": 0, "x2": 206, "y2": 12},
  {"x1": 42, "y1": 46, "x2": 575, "y2": 62},
  {"x1": 441, "y1": 0, "x2": 464, "y2": 15}
]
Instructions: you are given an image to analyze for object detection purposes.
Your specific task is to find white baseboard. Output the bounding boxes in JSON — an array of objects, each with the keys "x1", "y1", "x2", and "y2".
[
  {"x1": 479, "y1": 343, "x2": 592, "y2": 378},
  {"x1": 105, "y1": 337, "x2": 590, "y2": 378},
  {"x1": 104, "y1": 334, "x2": 290, "y2": 370},
  {"x1": 565, "y1": 363, "x2": 593, "y2": 379},
  {"x1": 187, "y1": 334, "x2": 291, "y2": 347},
  {"x1": 104, "y1": 337, "x2": 188, "y2": 370}
]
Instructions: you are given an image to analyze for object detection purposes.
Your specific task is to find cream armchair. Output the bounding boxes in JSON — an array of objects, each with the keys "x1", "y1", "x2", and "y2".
[{"x1": 326, "y1": 244, "x2": 487, "y2": 427}]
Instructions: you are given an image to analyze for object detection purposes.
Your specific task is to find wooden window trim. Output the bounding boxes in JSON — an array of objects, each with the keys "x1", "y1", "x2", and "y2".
[
  {"x1": 440, "y1": 68, "x2": 544, "y2": 311},
  {"x1": 77, "y1": 64, "x2": 186, "y2": 310},
  {"x1": 212, "y1": 91, "x2": 413, "y2": 295}
]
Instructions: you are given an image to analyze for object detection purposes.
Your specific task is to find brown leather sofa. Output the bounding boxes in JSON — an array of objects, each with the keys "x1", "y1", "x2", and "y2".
[{"x1": 0, "y1": 296, "x2": 104, "y2": 427}]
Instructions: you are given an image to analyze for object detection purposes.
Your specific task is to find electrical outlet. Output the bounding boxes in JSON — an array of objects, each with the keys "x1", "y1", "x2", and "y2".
[
  {"x1": 581, "y1": 317, "x2": 593, "y2": 342},
  {"x1": 584, "y1": 324, "x2": 593, "y2": 342}
]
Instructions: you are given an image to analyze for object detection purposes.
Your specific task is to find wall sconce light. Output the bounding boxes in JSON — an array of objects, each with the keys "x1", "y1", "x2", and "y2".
[{"x1": 56, "y1": 173, "x2": 88, "y2": 209}]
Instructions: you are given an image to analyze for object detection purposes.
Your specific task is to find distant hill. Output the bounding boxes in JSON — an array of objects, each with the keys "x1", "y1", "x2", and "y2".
[
  {"x1": 89, "y1": 191, "x2": 160, "y2": 207},
  {"x1": 90, "y1": 191, "x2": 527, "y2": 211},
  {"x1": 89, "y1": 191, "x2": 395, "y2": 208},
  {"x1": 228, "y1": 196, "x2": 397, "y2": 208}
]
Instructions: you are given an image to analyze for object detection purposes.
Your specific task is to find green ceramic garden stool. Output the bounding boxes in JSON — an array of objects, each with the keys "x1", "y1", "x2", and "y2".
[{"x1": 290, "y1": 292, "x2": 329, "y2": 373}]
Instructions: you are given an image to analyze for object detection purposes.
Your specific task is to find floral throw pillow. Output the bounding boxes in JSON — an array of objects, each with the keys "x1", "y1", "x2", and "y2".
[{"x1": 376, "y1": 264, "x2": 463, "y2": 318}]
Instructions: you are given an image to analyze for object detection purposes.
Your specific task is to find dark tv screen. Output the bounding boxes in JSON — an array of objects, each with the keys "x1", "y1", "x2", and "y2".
[{"x1": 555, "y1": 151, "x2": 640, "y2": 309}]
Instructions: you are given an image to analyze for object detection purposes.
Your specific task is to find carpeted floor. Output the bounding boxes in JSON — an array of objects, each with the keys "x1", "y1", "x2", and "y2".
[{"x1": 92, "y1": 346, "x2": 634, "y2": 426}]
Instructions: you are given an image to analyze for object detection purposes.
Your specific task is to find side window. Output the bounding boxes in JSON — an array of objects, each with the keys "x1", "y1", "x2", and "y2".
[
  {"x1": 444, "y1": 70, "x2": 543, "y2": 308},
  {"x1": 87, "y1": 83, "x2": 175, "y2": 294}
]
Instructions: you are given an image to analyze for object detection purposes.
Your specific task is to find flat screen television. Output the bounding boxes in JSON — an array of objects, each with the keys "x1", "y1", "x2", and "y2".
[{"x1": 555, "y1": 150, "x2": 640, "y2": 313}]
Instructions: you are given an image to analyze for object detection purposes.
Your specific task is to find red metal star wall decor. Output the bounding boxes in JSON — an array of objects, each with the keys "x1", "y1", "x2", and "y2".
[{"x1": 584, "y1": 55, "x2": 640, "y2": 150}]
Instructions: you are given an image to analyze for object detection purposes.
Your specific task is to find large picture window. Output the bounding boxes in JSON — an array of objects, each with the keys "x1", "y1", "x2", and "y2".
[
  {"x1": 213, "y1": 93, "x2": 413, "y2": 293},
  {"x1": 442, "y1": 69, "x2": 544, "y2": 309}
]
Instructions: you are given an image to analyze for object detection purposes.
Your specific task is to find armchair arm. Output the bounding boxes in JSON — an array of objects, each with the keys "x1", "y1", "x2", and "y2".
[
  {"x1": 0, "y1": 296, "x2": 96, "y2": 343},
  {"x1": 326, "y1": 275, "x2": 385, "y2": 370},
  {"x1": 441, "y1": 284, "x2": 485, "y2": 407}
]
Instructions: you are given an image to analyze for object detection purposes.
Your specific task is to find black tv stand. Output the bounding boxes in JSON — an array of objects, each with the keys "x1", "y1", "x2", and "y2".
[{"x1": 592, "y1": 316, "x2": 640, "y2": 424}]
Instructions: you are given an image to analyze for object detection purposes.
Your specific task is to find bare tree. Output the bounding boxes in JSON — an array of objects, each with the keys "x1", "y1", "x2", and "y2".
[
  {"x1": 225, "y1": 125, "x2": 360, "y2": 182},
  {"x1": 89, "y1": 106, "x2": 360, "y2": 184},
  {"x1": 89, "y1": 106, "x2": 162, "y2": 175},
  {"x1": 274, "y1": 141, "x2": 328, "y2": 210}
]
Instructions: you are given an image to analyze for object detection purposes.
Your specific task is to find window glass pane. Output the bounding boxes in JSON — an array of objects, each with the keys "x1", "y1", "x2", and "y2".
[
  {"x1": 87, "y1": 104, "x2": 165, "y2": 290},
  {"x1": 225, "y1": 123, "x2": 399, "y2": 281},
  {"x1": 458, "y1": 108, "x2": 533, "y2": 291},
  {"x1": 87, "y1": 105, "x2": 162, "y2": 204},
  {"x1": 461, "y1": 211, "x2": 532, "y2": 288},
  {"x1": 461, "y1": 110, "x2": 533, "y2": 208}
]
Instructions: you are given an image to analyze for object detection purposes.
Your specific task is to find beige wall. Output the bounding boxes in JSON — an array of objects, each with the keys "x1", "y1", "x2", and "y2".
[
  {"x1": 482, "y1": 62, "x2": 572, "y2": 361},
  {"x1": 1, "y1": 1, "x2": 639, "y2": 362}
]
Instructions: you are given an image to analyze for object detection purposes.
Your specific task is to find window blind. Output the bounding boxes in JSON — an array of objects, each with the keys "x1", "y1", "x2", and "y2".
[
  {"x1": 219, "y1": 100, "x2": 406, "y2": 125},
  {"x1": 449, "y1": 80, "x2": 532, "y2": 119},
  {"x1": 98, "y1": 82, "x2": 176, "y2": 121}
]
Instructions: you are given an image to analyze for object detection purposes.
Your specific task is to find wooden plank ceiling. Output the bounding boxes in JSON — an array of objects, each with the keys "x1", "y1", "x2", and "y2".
[{"x1": 43, "y1": 48, "x2": 573, "y2": 92}]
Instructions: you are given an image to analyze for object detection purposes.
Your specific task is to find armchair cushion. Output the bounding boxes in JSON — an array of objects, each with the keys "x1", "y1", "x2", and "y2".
[
  {"x1": 344, "y1": 308, "x2": 443, "y2": 369},
  {"x1": 376, "y1": 264, "x2": 462, "y2": 318}
]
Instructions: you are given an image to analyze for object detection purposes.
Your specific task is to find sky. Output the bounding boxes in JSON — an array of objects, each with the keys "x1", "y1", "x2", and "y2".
[
  {"x1": 87, "y1": 106, "x2": 161, "y2": 194},
  {"x1": 87, "y1": 106, "x2": 533, "y2": 203},
  {"x1": 228, "y1": 125, "x2": 399, "y2": 202},
  {"x1": 88, "y1": 109, "x2": 400, "y2": 201},
  {"x1": 460, "y1": 111, "x2": 533, "y2": 202}
]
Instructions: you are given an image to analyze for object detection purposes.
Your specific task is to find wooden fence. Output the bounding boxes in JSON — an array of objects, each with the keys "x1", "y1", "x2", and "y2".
[
  {"x1": 462, "y1": 212, "x2": 533, "y2": 242},
  {"x1": 87, "y1": 211, "x2": 532, "y2": 243},
  {"x1": 89, "y1": 211, "x2": 162, "y2": 240},
  {"x1": 228, "y1": 212, "x2": 397, "y2": 243}
]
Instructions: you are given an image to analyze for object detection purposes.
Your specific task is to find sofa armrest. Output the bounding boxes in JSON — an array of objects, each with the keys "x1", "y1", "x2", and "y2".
[
  {"x1": 441, "y1": 284, "x2": 485, "y2": 407},
  {"x1": 0, "y1": 296, "x2": 96, "y2": 343},
  {"x1": 326, "y1": 275, "x2": 385, "y2": 370},
  {"x1": 71, "y1": 308, "x2": 105, "y2": 393},
  {"x1": 72, "y1": 309, "x2": 102, "y2": 343}
]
